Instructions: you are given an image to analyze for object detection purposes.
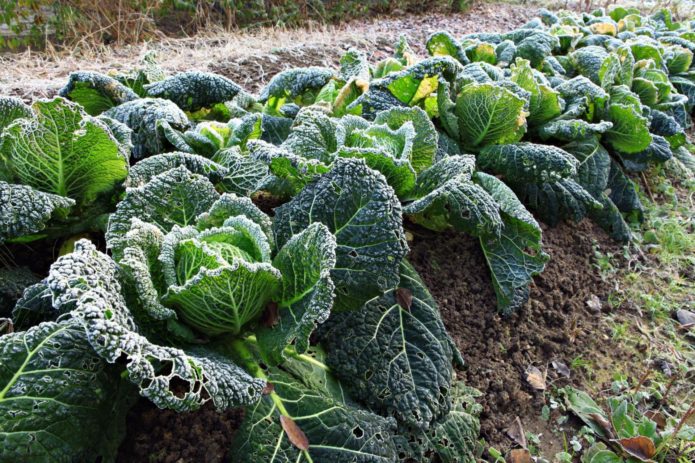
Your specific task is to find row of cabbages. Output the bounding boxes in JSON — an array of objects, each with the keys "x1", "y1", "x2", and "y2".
[{"x1": 1, "y1": 5, "x2": 694, "y2": 462}]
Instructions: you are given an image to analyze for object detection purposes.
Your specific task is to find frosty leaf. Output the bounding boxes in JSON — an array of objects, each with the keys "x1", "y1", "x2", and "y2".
[
  {"x1": 213, "y1": 147, "x2": 270, "y2": 196},
  {"x1": 478, "y1": 143, "x2": 578, "y2": 183},
  {"x1": 374, "y1": 106, "x2": 438, "y2": 173},
  {"x1": 59, "y1": 71, "x2": 139, "y2": 115},
  {"x1": 426, "y1": 31, "x2": 469, "y2": 64},
  {"x1": 538, "y1": 119, "x2": 612, "y2": 142},
  {"x1": 320, "y1": 261, "x2": 459, "y2": 430},
  {"x1": 0, "y1": 320, "x2": 135, "y2": 462},
  {"x1": 107, "y1": 166, "x2": 220, "y2": 258},
  {"x1": 273, "y1": 159, "x2": 408, "y2": 311},
  {"x1": 259, "y1": 67, "x2": 335, "y2": 114},
  {"x1": 2, "y1": 97, "x2": 128, "y2": 207},
  {"x1": 256, "y1": 223, "x2": 337, "y2": 363},
  {"x1": 0, "y1": 182, "x2": 74, "y2": 244},
  {"x1": 144, "y1": 71, "x2": 245, "y2": 112},
  {"x1": 453, "y1": 83, "x2": 527, "y2": 149},
  {"x1": 516, "y1": 179, "x2": 602, "y2": 226},
  {"x1": 125, "y1": 152, "x2": 228, "y2": 188}
]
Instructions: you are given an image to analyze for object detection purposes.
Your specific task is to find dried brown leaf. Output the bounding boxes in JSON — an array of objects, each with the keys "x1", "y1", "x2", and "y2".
[
  {"x1": 525, "y1": 366, "x2": 546, "y2": 391},
  {"x1": 586, "y1": 294, "x2": 602, "y2": 312},
  {"x1": 551, "y1": 360, "x2": 570, "y2": 378},
  {"x1": 280, "y1": 415, "x2": 309, "y2": 451},
  {"x1": 588, "y1": 412, "x2": 614, "y2": 438},
  {"x1": 395, "y1": 287, "x2": 412, "y2": 311},
  {"x1": 644, "y1": 410, "x2": 666, "y2": 429},
  {"x1": 613, "y1": 436, "x2": 656, "y2": 462},
  {"x1": 505, "y1": 416, "x2": 527, "y2": 448},
  {"x1": 509, "y1": 448, "x2": 532, "y2": 463}
]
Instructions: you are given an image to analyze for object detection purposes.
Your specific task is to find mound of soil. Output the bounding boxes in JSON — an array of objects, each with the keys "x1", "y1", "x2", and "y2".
[
  {"x1": 117, "y1": 400, "x2": 244, "y2": 463},
  {"x1": 409, "y1": 219, "x2": 636, "y2": 452}
]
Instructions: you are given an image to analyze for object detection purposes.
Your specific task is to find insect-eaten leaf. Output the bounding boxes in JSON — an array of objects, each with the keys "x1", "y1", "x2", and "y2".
[{"x1": 280, "y1": 415, "x2": 310, "y2": 451}]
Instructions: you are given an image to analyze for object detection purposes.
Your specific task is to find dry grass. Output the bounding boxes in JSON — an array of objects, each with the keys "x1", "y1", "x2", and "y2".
[{"x1": 0, "y1": 2, "x2": 539, "y2": 101}]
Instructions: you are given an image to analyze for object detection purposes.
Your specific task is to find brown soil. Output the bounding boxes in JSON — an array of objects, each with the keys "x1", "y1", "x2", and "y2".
[
  {"x1": 409, "y1": 219, "x2": 638, "y2": 454},
  {"x1": 117, "y1": 399, "x2": 244, "y2": 463}
]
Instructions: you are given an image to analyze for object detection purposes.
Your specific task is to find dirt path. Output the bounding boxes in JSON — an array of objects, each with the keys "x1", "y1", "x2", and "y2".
[{"x1": 0, "y1": 2, "x2": 537, "y2": 101}]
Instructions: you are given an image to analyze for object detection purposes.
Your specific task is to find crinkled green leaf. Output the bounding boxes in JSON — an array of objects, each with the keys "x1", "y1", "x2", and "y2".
[
  {"x1": 282, "y1": 108, "x2": 338, "y2": 163},
  {"x1": 606, "y1": 159, "x2": 643, "y2": 221},
  {"x1": 0, "y1": 97, "x2": 32, "y2": 136},
  {"x1": 0, "y1": 320, "x2": 135, "y2": 463},
  {"x1": 336, "y1": 146, "x2": 416, "y2": 199},
  {"x1": 144, "y1": 71, "x2": 244, "y2": 112},
  {"x1": 273, "y1": 158, "x2": 408, "y2": 312},
  {"x1": 649, "y1": 109, "x2": 686, "y2": 149},
  {"x1": 213, "y1": 147, "x2": 270, "y2": 196},
  {"x1": 603, "y1": 103, "x2": 652, "y2": 154},
  {"x1": 230, "y1": 368, "x2": 398, "y2": 463},
  {"x1": 59, "y1": 71, "x2": 139, "y2": 115},
  {"x1": 0, "y1": 267, "x2": 39, "y2": 317},
  {"x1": 125, "y1": 152, "x2": 228, "y2": 188},
  {"x1": 3, "y1": 97, "x2": 128, "y2": 207},
  {"x1": 475, "y1": 172, "x2": 548, "y2": 315},
  {"x1": 478, "y1": 142, "x2": 578, "y2": 183},
  {"x1": 621, "y1": 135, "x2": 672, "y2": 172},
  {"x1": 515, "y1": 179, "x2": 602, "y2": 226},
  {"x1": 538, "y1": 119, "x2": 613, "y2": 142},
  {"x1": 195, "y1": 193, "x2": 274, "y2": 247},
  {"x1": 259, "y1": 67, "x2": 335, "y2": 114},
  {"x1": 509, "y1": 59, "x2": 563, "y2": 127},
  {"x1": 0, "y1": 182, "x2": 74, "y2": 244},
  {"x1": 426, "y1": 31, "x2": 469, "y2": 64},
  {"x1": 320, "y1": 261, "x2": 458, "y2": 429},
  {"x1": 104, "y1": 97, "x2": 189, "y2": 159},
  {"x1": 374, "y1": 106, "x2": 438, "y2": 173},
  {"x1": 555, "y1": 76, "x2": 608, "y2": 120},
  {"x1": 107, "y1": 166, "x2": 220, "y2": 259},
  {"x1": 256, "y1": 223, "x2": 336, "y2": 363}
]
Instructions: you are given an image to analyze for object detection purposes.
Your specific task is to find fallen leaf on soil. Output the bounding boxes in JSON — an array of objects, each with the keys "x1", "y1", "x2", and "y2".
[
  {"x1": 262, "y1": 382, "x2": 275, "y2": 395},
  {"x1": 395, "y1": 287, "x2": 413, "y2": 311},
  {"x1": 0, "y1": 318, "x2": 13, "y2": 335},
  {"x1": 676, "y1": 309, "x2": 695, "y2": 326},
  {"x1": 588, "y1": 413, "x2": 614, "y2": 438},
  {"x1": 551, "y1": 360, "x2": 571, "y2": 378},
  {"x1": 525, "y1": 365, "x2": 546, "y2": 390},
  {"x1": 612, "y1": 436, "x2": 656, "y2": 462},
  {"x1": 586, "y1": 294, "x2": 602, "y2": 312},
  {"x1": 644, "y1": 410, "x2": 667, "y2": 429},
  {"x1": 509, "y1": 448, "x2": 532, "y2": 463},
  {"x1": 260, "y1": 302, "x2": 279, "y2": 327},
  {"x1": 505, "y1": 416, "x2": 527, "y2": 448},
  {"x1": 280, "y1": 415, "x2": 309, "y2": 451}
]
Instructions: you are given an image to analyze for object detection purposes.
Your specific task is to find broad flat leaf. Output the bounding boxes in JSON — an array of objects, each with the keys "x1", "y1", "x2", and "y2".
[
  {"x1": 603, "y1": 103, "x2": 652, "y2": 154},
  {"x1": 562, "y1": 387, "x2": 611, "y2": 438},
  {"x1": 256, "y1": 223, "x2": 337, "y2": 363},
  {"x1": 59, "y1": 71, "x2": 139, "y2": 115},
  {"x1": 107, "y1": 166, "x2": 220, "y2": 259},
  {"x1": 478, "y1": 143, "x2": 578, "y2": 183},
  {"x1": 144, "y1": 71, "x2": 244, "y2": 111},
  {"x1": 273, "y1": 159, "x2": 408, "y2": 312},
  {"x1": 2, "y1": 97, "x2": 128, "y2": 207},
  {"x1": 476, "y1": 173, "x2": 548, "y2": 314},
  {"x1": 454, "y1": 83, "x2": 527, "y2": 149},
  {"x1": 0, "y1": 320, "x2": 135, "y2": 462},
  {"x1": 0, "y1": 182, "x2": 74, "y2": 244},
  {"x1": 47, "y1": 240, "x2": 265, "y2": 411},
  {"x1": 104, "y1": 97, "x2": 189, "y2": 159},
  {"x1": 230, "y1": 368, "x2": 398, "y2": 463},
  {"x1": 320, "y1": 261, "x2": 459, "y2": 430}
]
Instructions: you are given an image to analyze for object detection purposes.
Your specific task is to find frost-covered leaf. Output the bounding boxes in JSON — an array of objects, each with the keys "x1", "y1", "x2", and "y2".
[
  {"x1": 0, "y1": 96, "x2": 32, "y2": 136},
  {"x1": 478, "y1": 142, "x2": 578, "y2": 183},
  {"x1": 320, "y1": 261, "x2": 458, "y2": 430},
  {"x1": 273, "y1": 159, "x2": 408, "y2": 312},
  {"x1": 475, "y1": 173, "x2": 548, "y2": 314},
  {"x1": 336, "y1": 146, "x2": 416, "y2": 199},
  {"x1": 515, "y1": 179, "x2": 602, "y2": 226},
  {"x1": 0, "y1": 182, "x2": 74, "y2": 244},
  {"x1": 144, "y1": 71, "x2": 245, "y2": 112},
  {"x1": 107, "y1": 166, "x2": 220, "y2": 259},
  {"x1": 621, "y1": 135, "x2": 672, "y2": 172},
  {"x1": 538, "y1": 119, "x2": 612, "y2": 142},
  {"x1": 47, "y1": 240, "x2": 265, "y2": 411},
  {"x1": 213, "y1": 147, "x2": 269, "y2": 196},
  {"x1": 59, "y1": 71, "x2": 139, "y2": 115},
  {"x1": 426, "y1": 31, "x2": 469, "y2": 64},
  {"x1": 404, "y1": 156, "x2": 502, "y2": 236},
  {"x1": 452, "y1": 83, "x2": 527, "y2": 149},
  {"x1": 259, "y1": 67, "x2": 336, "y2": 114},
  {"x1": 0, "y1": 267, "x2": 39, "y2": 317},
  {"x1": 104, "y1": 97, "x2": 190, "y2": 159},
  {"x1": 125, "y1": 152, "x2": 228, "y2": 188},
  {"x1": 256, "y1": 223, "x2": 336, "y2": 363},
  {"x1": 282, "y1": 109, "x2": 338, "y2": 163},
  {"x1": 563, "y1": 137, "x2": 611, "y2": 196},
  {"x1": 2, "y1": 97, "x2": 128, "y2": 207},
  {"x1": 649, "y1": 110, "x2": 686, "y2": 149},
  {"x1": 555, "y1": 76, "x2": 608, "y2": 120},
  {"x1": 373, "y1": 106, "x2": 438, "y2": 173},
  {"x1": 606, "y1": 159, "x2": 643, "y2": 221},
  {"x1": 509, "y1": 59, "x2": 563, "y2": 127},
  {"x1": 0, "y1": 320, "x2": 135, "y2": 462},
  {"x1": 230, "y1": 368, "x2": 398, "y2": 463}
]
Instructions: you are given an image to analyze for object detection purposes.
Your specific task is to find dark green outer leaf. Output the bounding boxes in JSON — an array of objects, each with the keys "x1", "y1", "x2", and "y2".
[
  {"x1": 273, "y1": 158, "x2": 408, "y2": 312},
  {"x1": 0, "y1": 320, "x2": 135, "y2": 463},
  {"x1": 59, "y1": 71, "x2": 139, "y2": 115},
  {"x1": 478, "y1": 143, "x2": 578, "y2": 183},
  {"x1": 144, "y1": 71, "x2": 244, "y2": 112},
  {"x1": 320, "y1": 261, "x2": 458, "y2": 430}
]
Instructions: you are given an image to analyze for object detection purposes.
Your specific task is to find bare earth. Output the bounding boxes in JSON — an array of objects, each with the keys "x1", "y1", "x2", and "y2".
[{"x1": 0, "y1": 2, "x2": 537, "y2": 101}]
